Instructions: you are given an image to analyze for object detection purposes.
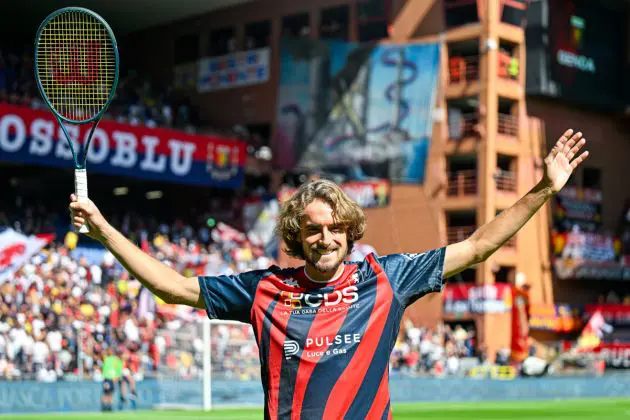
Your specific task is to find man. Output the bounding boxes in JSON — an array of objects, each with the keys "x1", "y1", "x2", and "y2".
[
  {"x1": 101, "y1": 347, "x2": 123, "y2": 412},
  {"x1": 70, "y1": 130, "x2": 588, "y2": 419}
]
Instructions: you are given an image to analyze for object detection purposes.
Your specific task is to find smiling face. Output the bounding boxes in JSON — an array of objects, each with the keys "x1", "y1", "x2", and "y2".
[{"x1": 299, "y1": 199, "x2": 349, "y2": 280}]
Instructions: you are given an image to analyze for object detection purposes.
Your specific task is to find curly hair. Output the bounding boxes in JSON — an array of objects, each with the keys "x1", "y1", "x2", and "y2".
[{"x1": 276, "y1": 179, "x2": 366, "y2": 260}]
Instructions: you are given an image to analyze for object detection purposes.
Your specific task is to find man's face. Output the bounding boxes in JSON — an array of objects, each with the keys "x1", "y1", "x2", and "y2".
[{"x1": 299, "y1": 199, "x2": 348, "y2": 275}]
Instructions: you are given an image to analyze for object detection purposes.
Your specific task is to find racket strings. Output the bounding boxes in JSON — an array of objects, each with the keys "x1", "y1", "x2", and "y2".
[{"x1": 36, "y1": 10, "x2": 116, "y2": 122}]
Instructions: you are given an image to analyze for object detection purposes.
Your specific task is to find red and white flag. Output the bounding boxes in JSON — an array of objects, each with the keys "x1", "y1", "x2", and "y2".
[{"x1": 0, "y1": 228, "x2": 50, "y2": 283}]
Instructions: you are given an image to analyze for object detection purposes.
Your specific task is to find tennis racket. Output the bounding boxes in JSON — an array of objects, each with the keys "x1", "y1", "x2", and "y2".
[{"x1": 34, "y1": 7, "x2": 119, "y2": 233}]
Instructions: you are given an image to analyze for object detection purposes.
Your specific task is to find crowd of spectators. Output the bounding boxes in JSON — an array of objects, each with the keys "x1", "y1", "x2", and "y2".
[
  {"x1": 0, "y1": 214, "x2": 275, "y2": 382},
  {"x1": 390, "y1": 321, "x2": 483, "y2": 377}
]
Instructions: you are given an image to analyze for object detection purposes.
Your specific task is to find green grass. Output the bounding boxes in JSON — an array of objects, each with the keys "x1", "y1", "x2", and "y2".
[{"x1": 3, "y1": 398, "x2": 629, "y2": 420}]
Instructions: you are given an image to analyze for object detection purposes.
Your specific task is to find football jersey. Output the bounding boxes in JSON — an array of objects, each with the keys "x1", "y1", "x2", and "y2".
[{"x1": 198, "y1": 248, "x2": 445, "y2": 419}]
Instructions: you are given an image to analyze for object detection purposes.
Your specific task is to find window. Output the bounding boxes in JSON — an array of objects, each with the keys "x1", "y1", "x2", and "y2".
[
  {"x1": 494, "y1": 265, "x2": 515, "y2": 283},
  {"x1": 245, "y1": 20, "x2": 271, "y2": 50},
  {"x1": 209, "y1": 27, "x2": 235, "y2": 57},
  {"x1": 358, "y1": 22, "x2": 388, "y2": 43},
  {"x1": 173, "y1": 34, "x2": 199, "y2": 65},
  {"x1": 444, "y1": 0, "x2": 479, "y2": 28},
  {"x1": 283, "y1": 13, "x2": 309, "y2": 38},
  {"x1": 321, "y1": 6, "x2": 349, "y2": 40}
]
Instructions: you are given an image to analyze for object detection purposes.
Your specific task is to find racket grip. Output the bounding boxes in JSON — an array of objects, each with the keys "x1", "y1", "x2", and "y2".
[{"x1": 74, "y1": 168, "x2": 90, "y2": 234}]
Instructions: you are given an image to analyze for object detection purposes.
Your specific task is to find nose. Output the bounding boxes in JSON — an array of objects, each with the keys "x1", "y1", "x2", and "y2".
[{"x1": 319, "y1": 227, "x2": 332, "y2": 247}]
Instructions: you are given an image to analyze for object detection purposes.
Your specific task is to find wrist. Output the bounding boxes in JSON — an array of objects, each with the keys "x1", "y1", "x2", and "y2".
[
  {"x1": 537, "y1": 179, "x2": 556, "y2": 198},
  {"x1": 98, "y1": 221, "x2": 116, "y2": 244}
]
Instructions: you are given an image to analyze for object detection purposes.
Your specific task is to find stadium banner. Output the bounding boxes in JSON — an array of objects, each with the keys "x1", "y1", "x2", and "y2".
[
  {"x1": 0, "y1": 104, "x2": 245, "y2": 188},
  {"x1": 197, "y1": 47, "x2": 270, "y2": 92},
  {"x1": 584, "y1": 304, "x2": 630, "y2": 327},
  {"x1": 551, "y1": 230, "x2": 627, "y2": 280},
  {"x1": 588, "y1": 343, "x2": 630, "y2": 369},
  {"x1": 552, "y1": 186, "x2": 602, "y2": 233},
  {"x1": 277, "y1": 180, "x2": 391, "y2": 209},
  {"x1": 528, "y1": 303, "x2": 582, "y2": 333},
  {"x1": 274, "y1": 38, "x2": 440, "y2": 183},
  {"x1": 0, "y1": 228, "x2": 50, "y2": 283},
  {"x1": 442, "y1": 283, "x2": 513, "y2": 317}
]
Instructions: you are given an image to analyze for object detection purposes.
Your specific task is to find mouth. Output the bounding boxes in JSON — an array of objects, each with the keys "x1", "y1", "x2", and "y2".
[{"x1": 313, "y1": 249, "x2": 336, "y2": 257}]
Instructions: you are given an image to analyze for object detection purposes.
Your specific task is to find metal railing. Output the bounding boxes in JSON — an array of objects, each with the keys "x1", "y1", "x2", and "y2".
[
  {"x1": 498, "y1": 114, "x2": 518, "y2": 136},
  {"x1": 448, "y1": 56, "x2": 480, "y2": 83},
  {"x1": 496, "y1": 170, "x2": 517, "y2": 192},
  {"x1": 447, "y1": 170, "x2": 477, "y2": 196}
]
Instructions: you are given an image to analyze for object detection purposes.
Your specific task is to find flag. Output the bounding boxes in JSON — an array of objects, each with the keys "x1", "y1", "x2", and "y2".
[{"x1": 575, "y1": 310, "x2": 613, "y2": 351}]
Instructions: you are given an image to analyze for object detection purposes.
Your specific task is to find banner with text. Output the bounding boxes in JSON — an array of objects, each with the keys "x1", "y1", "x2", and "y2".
[
  {"x1": 198, "y1": 48, "x2": 270, "y2": 93},
  {"x1": 529, "y1": 303, "x2": 582, "y2": 333},
  {"x1": 0, "y1": 104, "x2": 245, "y2": 188},
  {"x1": 552, "y1": 230, "x2": 626, "y2": 280},
  {"x1": 442, "y1": 283, "x2": 513, "y2": 318},
  {"x1": 553, "y1": 186, "x2": 602, "y2": 233}
]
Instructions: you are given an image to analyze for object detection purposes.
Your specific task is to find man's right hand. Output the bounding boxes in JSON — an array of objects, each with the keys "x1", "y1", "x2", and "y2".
[{"x1": 69, "y1": 194, "x2": 111, "y2": 241}]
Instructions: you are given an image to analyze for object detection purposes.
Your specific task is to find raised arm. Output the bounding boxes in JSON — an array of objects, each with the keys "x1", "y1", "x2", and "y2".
[
  {"x1": 443, "y1": 129, "x2": 589, "y2": 278},
  {"x1": 69, "y1": 194, "x2": 203, "y2": 308}
]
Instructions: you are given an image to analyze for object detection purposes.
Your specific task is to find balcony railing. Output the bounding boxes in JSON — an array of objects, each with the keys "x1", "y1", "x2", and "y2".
[
  {"x1": 498, "y1": 114, "x2": 518, "y2": 136},
  {"x1": 495, "y1": 170, "x2": 517, "y2": 192},
  {"x1": 447, "y1": 226, "x2": 476, "y2": 244},
  {"x1": 448, "y1": 111, "x2": 479, "y2": 140},
  {"x1": 447, "y1": 170, "x2": 477, "y2": 196},
  {"x1": 448, "y1": 56, "x2": 479, "y2": 83}
]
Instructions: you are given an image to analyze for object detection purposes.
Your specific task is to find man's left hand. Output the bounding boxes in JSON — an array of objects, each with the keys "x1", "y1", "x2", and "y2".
[{"x1": 543, "y1": 129, "x2": 589, "y2": 194}]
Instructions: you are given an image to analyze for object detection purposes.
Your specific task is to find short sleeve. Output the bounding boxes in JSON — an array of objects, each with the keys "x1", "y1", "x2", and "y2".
[
  {"x1": 198, "y1": 269, "x2": 270, "y2": 323},
  {"x1": 376, "y1": 247, "x2": 446, "y2": 307}
]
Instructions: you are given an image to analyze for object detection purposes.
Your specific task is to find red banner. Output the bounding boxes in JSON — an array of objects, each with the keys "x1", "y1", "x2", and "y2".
[
  {"x1": 585, "y1": 304, "x2": 630, "y2": 326},
  {"x1": 590, "y1": 343, "x2": 630, "y2": 369},
  {"x1": 442, "y1": 283, "x2": 513, "y2": 318},
  {"x1": 0, "y1": 103, "x2": 246, "y2": 187}
]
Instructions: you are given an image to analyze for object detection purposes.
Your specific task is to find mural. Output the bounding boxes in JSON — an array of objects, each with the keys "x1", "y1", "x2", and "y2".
[{"x1": 274, "y1": 38, "x2": 440, "y2": 183}]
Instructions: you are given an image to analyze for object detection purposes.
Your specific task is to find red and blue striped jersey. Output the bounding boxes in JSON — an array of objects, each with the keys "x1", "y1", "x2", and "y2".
[{"x1": 198, "y1": 248, "x2": 445, "y2": 420}]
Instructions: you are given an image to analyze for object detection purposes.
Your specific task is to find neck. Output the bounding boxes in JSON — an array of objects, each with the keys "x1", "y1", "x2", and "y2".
[{"x1": 304, "y1": 263, "x2": 345, "y2": 283}]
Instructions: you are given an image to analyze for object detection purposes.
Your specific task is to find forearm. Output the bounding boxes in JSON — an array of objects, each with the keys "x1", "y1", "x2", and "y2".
[
  {"x1": 470, "y1": 180, "x2": 554, "y2": 261},
  {"x1": 99, "y1": 223, "x2": 198, "y2": 305}
]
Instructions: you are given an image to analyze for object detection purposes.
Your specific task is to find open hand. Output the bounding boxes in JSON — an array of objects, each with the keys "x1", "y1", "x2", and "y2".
[{"x1": 543, "y1": 129, "x2": 589, "y2": 194}]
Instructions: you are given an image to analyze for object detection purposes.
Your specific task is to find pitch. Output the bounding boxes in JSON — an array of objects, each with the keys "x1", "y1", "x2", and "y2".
[{"x1": 3, "y1": 398, "x2": 628, "y2": 419}]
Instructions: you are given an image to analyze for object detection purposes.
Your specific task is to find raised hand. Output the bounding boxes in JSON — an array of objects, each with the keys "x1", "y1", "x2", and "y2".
[
  {"x1": 69, "y1": 194, "x2": 110, "y2": 241},
  {"x1": 543, "y1": 129, "x2": 589, "y2": 194}
]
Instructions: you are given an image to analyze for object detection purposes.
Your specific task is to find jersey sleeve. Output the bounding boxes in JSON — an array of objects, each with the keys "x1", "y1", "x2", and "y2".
[
  {"x1": 376, "y1": 247, "x2": 446, "y2": 307},
  {"x1": 198, "y1": 269, "x2": 271, "y2": 323}
]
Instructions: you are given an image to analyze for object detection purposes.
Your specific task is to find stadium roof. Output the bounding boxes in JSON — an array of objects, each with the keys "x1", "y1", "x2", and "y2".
[{"x1": 7, "y1": 0, "x2": 254, "y2": 38}]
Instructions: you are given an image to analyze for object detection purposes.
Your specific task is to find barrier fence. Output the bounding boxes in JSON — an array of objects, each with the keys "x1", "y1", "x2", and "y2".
[{"x1": 2, "y1": 375, "x2": 630, "y2": 414}]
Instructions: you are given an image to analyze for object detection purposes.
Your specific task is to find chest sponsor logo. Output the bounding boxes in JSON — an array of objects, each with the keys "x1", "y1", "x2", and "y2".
[{"x1": 280, "y1": 285, "x2": 359, "y2": 309}]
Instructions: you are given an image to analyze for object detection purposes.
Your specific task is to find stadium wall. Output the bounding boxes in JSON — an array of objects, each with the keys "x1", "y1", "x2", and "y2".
[{"x1": 3, "y1": 376, "x2": 630, "y2": 414}]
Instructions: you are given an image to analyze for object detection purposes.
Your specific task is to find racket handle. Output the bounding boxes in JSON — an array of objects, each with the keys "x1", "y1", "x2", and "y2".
[{"x1": 74, "y1": 168, "x2": 90, "y2": 234}]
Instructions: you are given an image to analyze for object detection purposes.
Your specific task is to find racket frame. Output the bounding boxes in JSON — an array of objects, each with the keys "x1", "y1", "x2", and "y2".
[{"x1": 34, "y1": 7, "x2": 120, "y2": 233}]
